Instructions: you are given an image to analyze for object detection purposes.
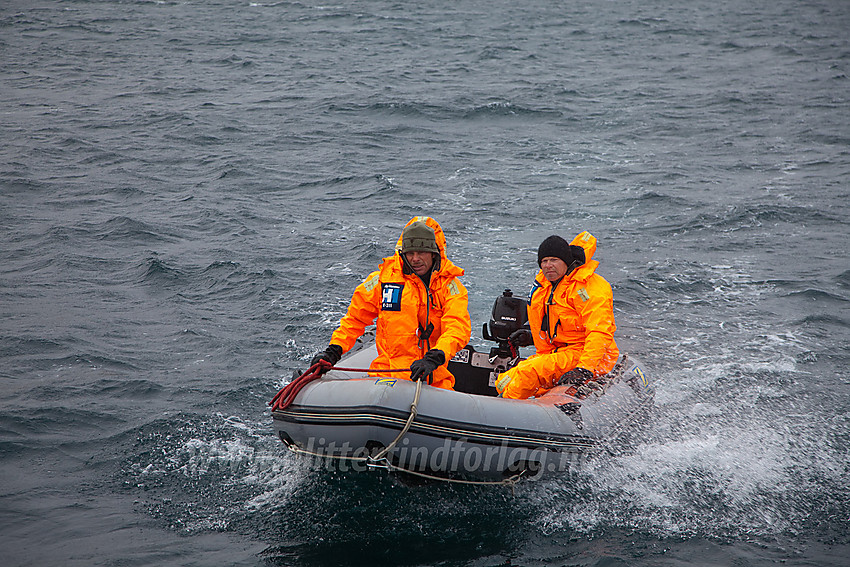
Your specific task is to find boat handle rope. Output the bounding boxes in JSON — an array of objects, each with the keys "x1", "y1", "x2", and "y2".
[
  {"x1": 367, "y1": 378, "x2": 422, "y2": 464},
  {"x1": 281, "y1": 434, "x2": 528, "y2": 491},
  {"x1": 270, "y1": 363, "x2": 422, "y2": 463},
  {"x1": 271, "y1": 365, "x2": 528, "y2": 490}
]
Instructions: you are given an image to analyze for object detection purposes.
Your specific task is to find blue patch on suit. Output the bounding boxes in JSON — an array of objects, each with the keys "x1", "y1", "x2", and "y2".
[
  {"x1": 381, "y1": 283, "x2": 404, "y2": 311},
  {"x1": 527, "y1": 281, "x2": 542, "y2": 305}
]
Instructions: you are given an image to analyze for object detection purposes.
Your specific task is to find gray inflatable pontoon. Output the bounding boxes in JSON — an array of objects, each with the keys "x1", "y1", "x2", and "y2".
[{"x1": 271, "y1": 333, "x2": 654, "y2": 484}]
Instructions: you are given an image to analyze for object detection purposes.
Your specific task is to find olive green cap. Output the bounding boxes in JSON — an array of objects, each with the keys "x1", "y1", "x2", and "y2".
[{"x1": 400, "y1": 221, "x2": 439, "y2": 254}]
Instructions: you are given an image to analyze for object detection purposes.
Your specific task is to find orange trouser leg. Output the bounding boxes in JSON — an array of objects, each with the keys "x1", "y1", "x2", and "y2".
[{"x1": 496, "y1": 349, "x2": 582, "y2": 400}]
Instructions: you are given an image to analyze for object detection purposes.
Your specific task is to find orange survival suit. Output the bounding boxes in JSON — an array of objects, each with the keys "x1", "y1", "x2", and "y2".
[
  {"x1": 495, "y1": 231, "x2": 619, "y2": 399},
  {"x1": 329, "y1": 217, "x2": 471, "y2": 389}
]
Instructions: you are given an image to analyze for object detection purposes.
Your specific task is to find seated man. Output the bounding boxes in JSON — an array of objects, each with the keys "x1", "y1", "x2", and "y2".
[
  {"x1": 495, "y1": 231, "x2": 619, "y2": 399},
  {"x1": 310, "y1": 216, "x2": 471, "y2": 389}
]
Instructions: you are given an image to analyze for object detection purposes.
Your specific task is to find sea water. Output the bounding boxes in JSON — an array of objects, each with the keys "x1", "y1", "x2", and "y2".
[{"x1": 1, "y1": 0, "x2": 848, "y2": 565}]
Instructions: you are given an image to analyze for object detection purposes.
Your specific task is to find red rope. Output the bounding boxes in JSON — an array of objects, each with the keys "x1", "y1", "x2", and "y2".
[
  {"x1": 331, "y1": 366, "x2": 409, "y2": 373},
  {"x1": 269, "y1": 363, "x2": 410, "y2": 411}
]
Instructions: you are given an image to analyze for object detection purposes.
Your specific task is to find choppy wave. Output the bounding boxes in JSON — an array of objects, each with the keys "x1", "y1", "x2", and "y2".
[
  {"x1": 2, "y1": 0, "x2": 849, "y2": 565},
  {"x1": 327, "y1": 100, "x2": 563, "y2": 122}
]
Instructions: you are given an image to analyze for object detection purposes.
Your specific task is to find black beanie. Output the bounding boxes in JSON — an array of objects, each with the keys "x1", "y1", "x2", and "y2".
[{"x1": 537, "y1": 235, "x2": 585, "y2": 268}]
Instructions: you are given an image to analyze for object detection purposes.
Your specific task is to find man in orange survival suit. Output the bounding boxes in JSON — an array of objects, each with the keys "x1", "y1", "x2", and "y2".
[
  {"x1": 494, "y1": 231, "x2": 619, "y2": 399},
  {"x1": 310, "y1": 217, "x2": 471, "y2": 388}
]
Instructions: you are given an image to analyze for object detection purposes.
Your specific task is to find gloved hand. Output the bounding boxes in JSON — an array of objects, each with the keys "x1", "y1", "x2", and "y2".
[
  {"x1": 310, "y1": 344, "x2": 343, "y2": 373},
  {"x1": 575, "y1": 380, "x2": 602, "y2": 398},
  {"x1": 556, "y1": 367, "x2": 594, "y2": 387},
  {"x1": 508, "y1": 329, "x2": 533, "y2": 348},
  {"x1": 409, "y1": 349, "x2": 445, "y2": 383}
]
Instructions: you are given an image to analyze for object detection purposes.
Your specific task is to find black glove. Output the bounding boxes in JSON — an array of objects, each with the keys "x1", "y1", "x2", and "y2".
[
  {"x1": 310, "y1": 344, "x2": 343, "y2": 373},
  {"x1": 409, "y1": 349, "x2": 445, "y2": 383},
  {"x1": 556, "y1": 367, "x2": 594, "y2": 387},
  {"x1": 508, "y1": 329, "x2": 533, "y2": 348},
  {"x1": 575, "y1": 380, "x2": 602, "y2": 399}
]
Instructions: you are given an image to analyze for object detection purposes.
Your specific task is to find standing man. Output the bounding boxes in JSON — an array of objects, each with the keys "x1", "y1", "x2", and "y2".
[
  {"x1": 310, "y1": 216, "x2": 471, "y2": 389},
  {"x1": 495, "y1": 231, "x2": 619, "y2": 399}
]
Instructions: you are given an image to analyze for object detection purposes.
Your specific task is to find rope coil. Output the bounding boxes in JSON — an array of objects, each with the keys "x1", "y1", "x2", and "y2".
[{"x1": 269, "y1": 363, "x2": 409, "y2": 411}]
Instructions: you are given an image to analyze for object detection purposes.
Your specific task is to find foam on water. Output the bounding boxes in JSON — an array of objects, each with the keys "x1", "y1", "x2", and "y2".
[
  {"x1": 3, "y1": 0, "x2": 849, "y2": 564},
  {"x1": 124, "y1": 276, "x2": 847, "y2": 549}
]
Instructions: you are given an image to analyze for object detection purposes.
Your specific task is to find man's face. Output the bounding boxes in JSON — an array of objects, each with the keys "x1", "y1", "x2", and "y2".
[
  {"x1": 540, "y1": 256, "x2": 569, "y2": 282},
  {"x1": 404, "y1": 251, "x2": 435, "y2": 276}
]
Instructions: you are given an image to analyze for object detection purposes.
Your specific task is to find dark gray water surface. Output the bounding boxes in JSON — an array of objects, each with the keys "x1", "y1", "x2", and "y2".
[{"x1": 2, "y1": 0, "x2": 849, "y2": 565}]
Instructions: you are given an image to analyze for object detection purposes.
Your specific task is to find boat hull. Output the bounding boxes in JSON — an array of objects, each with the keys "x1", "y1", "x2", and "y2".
[{"x1": 272, "y1": 341, "x2": 654, "y2": 481}]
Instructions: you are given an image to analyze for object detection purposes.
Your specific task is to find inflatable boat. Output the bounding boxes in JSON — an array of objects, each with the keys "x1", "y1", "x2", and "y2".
[{"x1": 270, "y1": 291, "x2": 654, "y2": 485}]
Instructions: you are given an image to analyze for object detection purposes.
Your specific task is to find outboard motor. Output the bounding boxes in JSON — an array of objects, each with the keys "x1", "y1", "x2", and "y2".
[{"x1": 482, "y1": 289, "x2": 529, "y2": 359}]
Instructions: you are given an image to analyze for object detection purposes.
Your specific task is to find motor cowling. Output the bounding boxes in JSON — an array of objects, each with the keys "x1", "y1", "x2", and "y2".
[{"x1": 483, "y1": 289, "x2": 528, "y2": 343}]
